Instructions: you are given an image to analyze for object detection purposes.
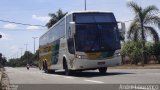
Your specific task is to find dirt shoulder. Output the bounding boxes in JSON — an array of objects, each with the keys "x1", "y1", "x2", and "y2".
[
  {"x1": 0, "y1": 68, "x2": 10, "y2": 90},
  {"x1": 109, "y1": 64, "x2": 160, "y2": 69}
]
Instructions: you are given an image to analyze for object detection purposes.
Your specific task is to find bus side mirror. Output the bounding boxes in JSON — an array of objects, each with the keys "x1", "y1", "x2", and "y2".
[
  {"x1": 69, "y1": 22, "x2": 76, "y2": 36},
  {"x1": 118, "y1": 22, "x2": 125, "y2": 41}
]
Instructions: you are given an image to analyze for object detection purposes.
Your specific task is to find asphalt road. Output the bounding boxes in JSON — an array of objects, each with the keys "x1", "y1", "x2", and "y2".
[
  {"x1": 4, "y1": 67, "x2": 160, "y2": 90},
  {"x1": 5, "y1": 67, "x2": 160, "y2": 84}
]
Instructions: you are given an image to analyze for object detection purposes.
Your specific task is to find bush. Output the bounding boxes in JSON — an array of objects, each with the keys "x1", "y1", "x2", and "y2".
[
  {"x1": 121, "y1": 41, "x2": 143, "y2": 65},
  {"x1": 122, "y1": 41, "x2": 160, "y2": 65}
]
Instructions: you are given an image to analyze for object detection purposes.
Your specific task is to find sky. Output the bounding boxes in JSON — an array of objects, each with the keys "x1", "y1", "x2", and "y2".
[{"x1": 0, "y1": 0, "x2": 160, "y2": 59}]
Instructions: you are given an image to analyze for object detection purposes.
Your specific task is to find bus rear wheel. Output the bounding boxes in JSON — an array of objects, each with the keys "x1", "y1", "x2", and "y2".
[
  {"x1": 43, "y1": 61, "x2": 48, "y2": 73},
  {"x1": 98, "y1": 67, "x2": 107, "y2": 74},
  {"x1": 63, "y1": 60, "x2": 70, "y2": 76}
]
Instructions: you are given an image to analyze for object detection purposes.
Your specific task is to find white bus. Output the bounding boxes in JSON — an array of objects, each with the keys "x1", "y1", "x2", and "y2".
[{"x1": 39, "y1": 11, "x2": 125, "y2": 75}]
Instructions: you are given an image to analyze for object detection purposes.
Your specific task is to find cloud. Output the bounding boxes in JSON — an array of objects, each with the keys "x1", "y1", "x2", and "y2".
[
  {"x1": 26, "y1": 26, "x2": 39, "y2": 30},
  {"x1": 0, "y1": 32, "x2": 11, "y2": 40},
  {"x1": 32, "y1": 15, "x2": 50, "y2": 22},
  {"x1": 3, "y1": 23, "x2": 18, "y2": 29},
  {"x1": 10, "y1": 46, "x2": 17, "y2": 51},
  {"x1": 9, "y1": 45, "x2": 18, "y2": 53}
]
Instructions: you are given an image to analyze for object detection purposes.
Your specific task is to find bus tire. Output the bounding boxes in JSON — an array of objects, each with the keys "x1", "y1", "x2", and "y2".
[
  {"x1": 42, "y1": 62, "x2": 44, "y2": 70},
  {"x1": 44, "y1": 61, "x2": 48, "y2": 73},
  {"x1": 98, "y1": 67, "x2": 107, "y2": 74},
  {"x1": 39, "y1": 67, "x2": 41, "y2": 70},
  {"x1": 48, "y1": 70, "x2": 55, "y2": 73},
  {"x1": 63, "y1": 59, "x2": 70, "y2": 76}
]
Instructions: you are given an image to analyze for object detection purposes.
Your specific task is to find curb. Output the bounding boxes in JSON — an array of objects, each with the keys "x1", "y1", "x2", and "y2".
[
  {"x1": 109, "y1": 65, "x2": 160, "y2": 69},
  {"x1": 0, "y1": 72, "x2": 2, "y2": 82},
  {"x1": 0, "y1": 68, "x2": 4, "y2": 90}
]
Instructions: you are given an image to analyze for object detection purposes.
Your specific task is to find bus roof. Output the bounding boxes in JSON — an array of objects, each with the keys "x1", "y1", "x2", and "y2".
[
  {"x1": 40, "y1": 11, "x2": 114, "y2": 39},
  {"x1": 66, "y1": 11, "x2": 113, "y2": 16}
]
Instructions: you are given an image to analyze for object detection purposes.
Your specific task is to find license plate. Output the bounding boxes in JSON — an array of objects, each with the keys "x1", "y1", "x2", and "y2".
[{"x1": 97, "y1": 62, "x2": 105, "y2": 65}]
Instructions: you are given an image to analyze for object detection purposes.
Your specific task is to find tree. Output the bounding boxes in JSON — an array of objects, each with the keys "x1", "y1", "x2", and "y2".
[
  {"x1": 21, "y1": 51, "x2": 34, "y2": 64},
  {"x1": 46, "y1": 9, "x2": 68, "y2": 28},
  {"x1": 121, "y1": 41, "x2": 143, "y2": 65},
  {"x1": 152, "y1": 42, "x2": 160, "y2": 64},
  {"x1": 0, "y1": 53, "x2": 7, "y2": 67},
  {"x1": 31, "y1": 50, "x2": 39, "y2": 66},
  {"x1": 127, "y1": 1, "x2": 160, "y2": 64},
  {"x1": 7, "y1": 51, "x2": 36, "y2": 67}
]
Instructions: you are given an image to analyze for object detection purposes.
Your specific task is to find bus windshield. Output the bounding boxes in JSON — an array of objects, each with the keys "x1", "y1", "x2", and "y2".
[{"x1": 75, "y1": 23, "x2": 121, "y2": 52}]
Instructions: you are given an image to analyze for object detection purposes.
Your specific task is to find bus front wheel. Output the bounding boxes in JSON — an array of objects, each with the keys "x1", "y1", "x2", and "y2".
[
  {"x1": 98, "y1": 67, "x2": 107, "y2": 74},
  {"x1": 63, "y1": 60, "x2": 70, "y2": 76}
]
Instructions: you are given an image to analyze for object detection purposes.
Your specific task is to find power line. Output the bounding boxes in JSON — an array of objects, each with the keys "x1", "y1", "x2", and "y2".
[
  {"x1": 0, "y1": 28, "x2": 46, "y2": 31},
  {"x1": 0, "y1": 11, "x2": 159, "y2": 28},
  {"x1": 0, "y1": 19, "x2": 46, "y2": 27}
]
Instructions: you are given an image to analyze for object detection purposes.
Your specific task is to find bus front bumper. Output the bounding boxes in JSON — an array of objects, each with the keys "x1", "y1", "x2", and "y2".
[{"x1": 71, "y1": 56, "x2": 121, "y2": 70}]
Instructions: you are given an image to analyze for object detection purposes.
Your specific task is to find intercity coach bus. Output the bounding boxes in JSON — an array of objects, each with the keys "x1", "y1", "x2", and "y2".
[{"x1": 39, "y1": 11, "x2": 125, "y2": 75}]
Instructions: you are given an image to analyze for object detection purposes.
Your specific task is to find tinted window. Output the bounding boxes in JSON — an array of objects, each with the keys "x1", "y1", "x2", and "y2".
[
  {"x1": 75, "y1": 23, "x2": 120, "y2": 52},
  {"x1": 74, "y1": 13, "x2": 116, "y2": 23},
  {"x1": 40, "y1": 19, "x2": 65, "y2": 46}
]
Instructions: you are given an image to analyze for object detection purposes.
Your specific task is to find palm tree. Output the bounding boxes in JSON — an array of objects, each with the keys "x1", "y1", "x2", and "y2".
[
  {"x1": 46, "y1": 9, "x2": 68, "y2": 28},
  {"x1": 127, "y1": 1, "x2": 160, "y2": 64}
]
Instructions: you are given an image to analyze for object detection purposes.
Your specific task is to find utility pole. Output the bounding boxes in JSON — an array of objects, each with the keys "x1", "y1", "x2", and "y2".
[
  {"x1": 32, "y1": 37, "x2": 38, "y2": 54},
  {"x1": 24, "y1": 44, "x2": 28, "y2": 52},
  {"x1": 85, "y1": 0, "x2": 87, "y2": 11}
]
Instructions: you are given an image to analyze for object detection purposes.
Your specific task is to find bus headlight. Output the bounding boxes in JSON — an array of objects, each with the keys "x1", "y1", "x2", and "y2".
[
  {"x1": 76, "y1": 55, "x2": 87, "y2": 59},
  {"x1": 78, "y1": 55, "x2": 81, "y2": 59},
  {"x1": 114, "y1": 52, "x2": 121, "y2": 57}
]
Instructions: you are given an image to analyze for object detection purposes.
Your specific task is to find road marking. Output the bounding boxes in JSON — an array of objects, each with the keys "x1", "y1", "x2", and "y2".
[
  {"x1": 51, "y1": 75, "x2": 62, "y2": 77},
  {"x1": 84, "y1": 79, "x2": 104, "y2": 84},
  {"x1": 63, "y1": 76, "x2": 75, "y2": 79}
]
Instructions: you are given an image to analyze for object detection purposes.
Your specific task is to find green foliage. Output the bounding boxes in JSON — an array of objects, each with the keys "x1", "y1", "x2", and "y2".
[
  {"x1": 46, "y1": 9, "x2": 68, "y2": 28},
  {"x1": 127, "y1": 1, "x2": 160, "y2": 42},
  {"x1": 127, "y1": 1, "x2": 160, "y2": 64},
  {"x1": 145, "y1": 42, "x2": 154, "y2": 55},
  {"x1": 152, "y1": 42, "x2": 160, "y2": 56},
  {"x1": 122, "y1": 41, "x2": 160, "y2": 64},
  {"x1": 0, "y1": 56, "x2": 7, "y2": 67},
  {"x1": 146, "y1": 42, "x2": 160, "y2": 64},
  {"x1": 7, "y1": 51, "x2": 39, "y2": 67},
  {"x1": 121, "y1": 41, "x2": 143, "y2": 64}
]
